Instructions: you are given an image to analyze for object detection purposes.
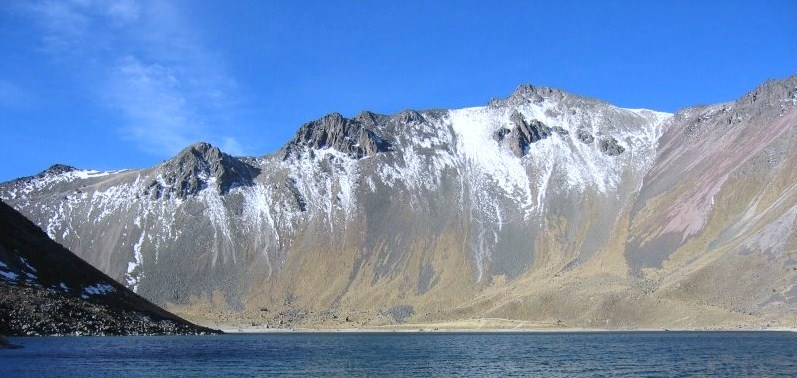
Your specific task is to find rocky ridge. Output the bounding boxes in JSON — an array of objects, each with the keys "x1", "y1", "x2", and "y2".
[
  {"x1": 283, "y1": 112, "x2": 393, "y2": 159},
  {"x1": 1, "y1": 75, "x2": 796, "y2": 330}
]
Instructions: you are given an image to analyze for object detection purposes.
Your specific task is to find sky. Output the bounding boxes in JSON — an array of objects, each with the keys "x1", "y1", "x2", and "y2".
[{"x1": 1, "y1": 1, "x2": 795, "y2": 182}]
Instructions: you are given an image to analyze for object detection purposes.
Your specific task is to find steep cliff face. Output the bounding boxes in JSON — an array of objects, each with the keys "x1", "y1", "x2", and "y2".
[{"x1": 2, "y1": 75, "x2": 796, "y2": 329}]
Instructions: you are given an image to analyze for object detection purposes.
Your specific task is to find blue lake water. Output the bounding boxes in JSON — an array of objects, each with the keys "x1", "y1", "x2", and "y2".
[{"x1": 2, "y1": 332, "x2": 796, "y2": 376}]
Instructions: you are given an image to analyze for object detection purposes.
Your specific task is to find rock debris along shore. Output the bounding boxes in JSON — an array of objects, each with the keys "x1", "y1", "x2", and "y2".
[
  {"x1": 1, "y1": 74, "x2": 797, "y2": 330},
  {"x1": 0, "y1": 201, "x2": 220, "y2": 336}
]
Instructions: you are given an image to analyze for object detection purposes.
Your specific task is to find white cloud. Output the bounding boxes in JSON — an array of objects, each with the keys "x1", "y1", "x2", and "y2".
[{"x1": 17, "y1": 0, "x2": 247, "y2": 157}]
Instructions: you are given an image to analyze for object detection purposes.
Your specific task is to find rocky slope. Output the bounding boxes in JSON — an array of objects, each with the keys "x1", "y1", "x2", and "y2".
[
  {"x1": 0, "y1": 201, "x2": 219, "y2": 336},
  {"x1": 2, "y1": 75, "x2": 796, "y2": 329}
]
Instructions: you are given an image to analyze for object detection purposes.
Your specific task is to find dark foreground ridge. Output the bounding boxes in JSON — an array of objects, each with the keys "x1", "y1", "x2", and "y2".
[
  {"x1": 0, "y1": 335, "x2": 22, "y2": 349},
  {"x1": 0, "y1": 200, "x2": 221, "y2": 336}
]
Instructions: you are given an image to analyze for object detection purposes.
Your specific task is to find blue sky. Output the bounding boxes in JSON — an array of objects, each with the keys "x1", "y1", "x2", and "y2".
[{"x1": 1, "y1": 1, "x2": 795, "y2": 181}]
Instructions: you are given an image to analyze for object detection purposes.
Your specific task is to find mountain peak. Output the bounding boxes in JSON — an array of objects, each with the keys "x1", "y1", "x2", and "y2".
[
  {"x1": 41, "y1": 164, "x2": 77, "y2": 176},
  {"x1": 182, "y1": 141, "x2": 216, "y2": 153},
  {"x1": 283, "y1": 112, "x2": 393, "y2": 159},
  {"x1": 354, "y1": 110, "x2": 388, "y2": 127},
  {"x1": 674, "y1": 74, "x2": 797, "y2": 128},
  {"x1": 737, "y1": 73, "x2": 797, "y2": 111},
  {"x1": 174, "y1": 142, "x2": 224, "y2": 164},
  {"x1": 510, "y1": 84, "x2": 566, "y2": 104},
  {"x1": 396, "y1": 109, "x2": 426, "y2": 124},
  {"x1": 145, "y1": 142, "x2": 258, "y2": 199},
  {"x1": 485, "y1": 84, "x2": 574, "y2": 109}
]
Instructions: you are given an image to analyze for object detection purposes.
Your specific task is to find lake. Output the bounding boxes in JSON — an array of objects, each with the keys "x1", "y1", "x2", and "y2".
[{"x1": 2, "y1": 332, "x2": 796, "y2": 376}]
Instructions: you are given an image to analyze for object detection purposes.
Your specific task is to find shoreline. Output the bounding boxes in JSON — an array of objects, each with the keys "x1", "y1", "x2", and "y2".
[
  {"x1": 215, "y1": 328, "x2": 797, "y2": 334},
  {"x1": 196, "y1": 316, "x2": 797, "y2": 334},
  {"x1": 4, "y1": 327, "x2": 794, "y2": 338},
  {"x1": 204, "y1": 324, "x2": 797, "y2": 334}
]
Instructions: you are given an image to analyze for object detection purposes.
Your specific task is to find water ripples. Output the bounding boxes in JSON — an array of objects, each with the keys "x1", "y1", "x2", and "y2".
[{"x1": 2, "y1": 332, "x2": 796, "y2": 377}]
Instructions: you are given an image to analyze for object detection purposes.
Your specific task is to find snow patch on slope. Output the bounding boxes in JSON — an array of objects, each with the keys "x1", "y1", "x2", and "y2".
[
  {"x1": 449, "y1": 106, "x2": 533, "y2": 204},
  {"x1": 2, "y1": 169, "x2": 127, "y2": 201},
  {"x1": 285, "y1": 148, "x2": 360, "y2": 227},
  {"x1": 126, "y1": 232, "x2": 145, "y2": 292},
  {"x1": 82, "y1": 283, "x2": 116, "y2": 297},
  {"x1": 240, "y1": 184, "x2": 282, "y2": 277}
]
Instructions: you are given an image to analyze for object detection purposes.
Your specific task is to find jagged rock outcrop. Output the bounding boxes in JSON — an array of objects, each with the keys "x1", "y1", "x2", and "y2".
[
  {"x1": 145, "y1": 142, "x2": 259, "y2": 199},
  {"x1": 598, "y1": 137, "x2": 625, "y2": 156},
  {"x1": 505, "y1": 84, "x2": 566, "y2": 106},
  {"x1": 576, "y1": 129, "x2": 595, "y2": 144},
  {"x1": 396, "y1": 109, "x2": 427, "y2": 124},
  {"x1": 283, "y1": 112, "x2": 392, "y2": 159},
  {"x1": 6, "y1": 164, "x2": 79, "y2": 195},
  {"x1": 40, "y1": 164, "x2": 76, "y2": 176},
  {"x1": 354, "y1": 110, "x2": 389, "y2": 127},
  {"x1": 496, "y1": 110, "x2": 552, "y2": 157}
]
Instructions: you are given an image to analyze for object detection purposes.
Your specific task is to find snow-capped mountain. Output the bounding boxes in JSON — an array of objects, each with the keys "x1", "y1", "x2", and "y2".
[{"x1": 3, "y1": 75, "x2": 796, "y2": 329}]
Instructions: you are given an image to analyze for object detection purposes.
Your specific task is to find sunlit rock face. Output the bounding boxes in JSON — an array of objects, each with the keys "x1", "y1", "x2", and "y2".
[{"x1": 3, "y1": 75, "x2": 797, "y2": 329}]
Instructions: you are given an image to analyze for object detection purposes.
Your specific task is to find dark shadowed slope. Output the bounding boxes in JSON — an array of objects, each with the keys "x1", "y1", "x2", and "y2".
[{"x1": 0, "y1": 200, "x2": 219, "y2": 336}]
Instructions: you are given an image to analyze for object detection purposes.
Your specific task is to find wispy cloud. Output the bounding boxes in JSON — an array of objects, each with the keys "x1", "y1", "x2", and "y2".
[
  {"x1": 17, "y1": 0, "x2": 247, "y2": 157},
  {"x1": 104, "y1": 56, "x2": 195, "y2": 154}
]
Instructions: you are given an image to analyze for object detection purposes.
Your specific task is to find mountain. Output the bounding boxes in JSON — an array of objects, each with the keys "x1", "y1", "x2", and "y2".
[
  {"x1": 2, "y1": 75, "x2": 796, "y2": 330},
  {"x1": 0, "y1": 200, "x2": 218, "y2": 336}
]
